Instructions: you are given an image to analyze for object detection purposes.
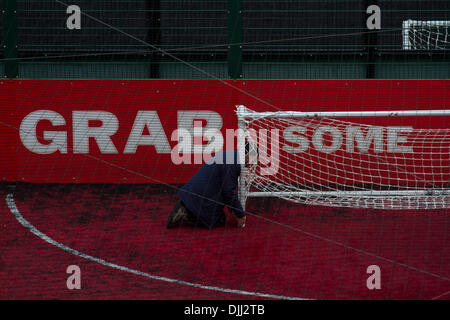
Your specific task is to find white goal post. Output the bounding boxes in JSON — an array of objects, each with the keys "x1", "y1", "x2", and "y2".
[
  {"x1": 403, "y1": 19, "x2": 450, "y2": 50},
  {"x1": 236, "y1": 105, "x2": 450, "y2": 210}
]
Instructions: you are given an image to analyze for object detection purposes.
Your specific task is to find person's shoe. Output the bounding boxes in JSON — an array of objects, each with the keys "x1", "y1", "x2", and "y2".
[{"x1": 166, "y1": 201, "x2": 188, "y2": 228}]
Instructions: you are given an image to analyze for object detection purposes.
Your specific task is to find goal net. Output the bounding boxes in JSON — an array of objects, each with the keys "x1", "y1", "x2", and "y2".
[
  {"x1": 403, "y1": 20, "x2": 450, "y2": 50},
  {"x1": 237, "y1": 105, "x2": 450, "y2": 210}
]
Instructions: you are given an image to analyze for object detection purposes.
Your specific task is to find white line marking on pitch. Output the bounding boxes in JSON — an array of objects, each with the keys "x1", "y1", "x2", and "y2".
[{"x1": 6, "y1": 193, "x2": 308, "y2": 300}]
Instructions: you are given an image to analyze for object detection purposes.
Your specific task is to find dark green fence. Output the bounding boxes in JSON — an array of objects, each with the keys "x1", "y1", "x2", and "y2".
[{"x1": 1, "y1": 0, "x2": 449, "y2": 79}]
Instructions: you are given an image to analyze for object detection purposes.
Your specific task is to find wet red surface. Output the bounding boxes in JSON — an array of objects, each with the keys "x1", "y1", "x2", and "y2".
[{"x1": 1, "y1": 183, "x2": 449, "y2": 299}]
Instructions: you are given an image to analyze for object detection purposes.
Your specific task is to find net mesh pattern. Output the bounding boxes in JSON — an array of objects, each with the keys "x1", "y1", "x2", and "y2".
[{"x1": 240, "y1": 108, "x2": 450, "y2": 209}]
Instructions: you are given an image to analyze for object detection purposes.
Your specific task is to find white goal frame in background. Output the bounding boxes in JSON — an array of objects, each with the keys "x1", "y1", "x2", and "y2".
[
  {"x1": 403, "y1": 19, "x2": 450, "y2": 50},
  {"x1": 236, "y1": 105, "x2": 450, "y2": 210}
]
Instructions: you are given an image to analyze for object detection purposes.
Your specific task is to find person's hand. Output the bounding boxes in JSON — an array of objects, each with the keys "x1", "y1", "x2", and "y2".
[
  {"x1": 236, "y1": 216, "x2": 246, "y2": 228},
  {"x1": 235, "y1": 215, "x2": 246, "y2": 229},
  {"x1": 231, "y1": 211, "x2": 246, "y2": 228}
]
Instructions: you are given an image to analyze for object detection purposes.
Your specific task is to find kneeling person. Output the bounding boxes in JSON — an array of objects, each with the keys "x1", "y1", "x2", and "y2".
[{"x1": 167, "y1": 143, "x2": 257, "y2": 229}]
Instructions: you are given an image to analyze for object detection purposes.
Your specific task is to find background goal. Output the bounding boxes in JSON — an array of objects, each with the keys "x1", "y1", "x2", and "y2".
[{"x1": 403, "y1": 20, "x2": 450, "y2": 50}]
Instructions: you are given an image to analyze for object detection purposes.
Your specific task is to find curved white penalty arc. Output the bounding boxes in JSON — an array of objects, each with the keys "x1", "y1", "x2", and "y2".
[{"x1": 5, "y1": 193, "x2": 308, "y2": 301}]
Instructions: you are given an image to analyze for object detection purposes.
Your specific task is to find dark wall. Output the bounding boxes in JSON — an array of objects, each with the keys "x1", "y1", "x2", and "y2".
[
  {"x1": 11, "y1": 0, "x2": 450, "y2": 55},
  {"x1": 17, "y1": 0, "x2": 150, "y2": 53},
  {"x1": 1, "y1": 1, "x2": 449, "y2": 79}
]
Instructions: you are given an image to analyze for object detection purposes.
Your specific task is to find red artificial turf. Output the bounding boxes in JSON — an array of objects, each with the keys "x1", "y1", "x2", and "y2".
[{"x1": 1, "y1": 183, "x2": 449, "y2": 299}]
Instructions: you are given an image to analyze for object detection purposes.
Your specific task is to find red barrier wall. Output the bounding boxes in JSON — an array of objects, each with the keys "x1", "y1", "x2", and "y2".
[{"x1": 1, "y1": 79, "x2": 449, "y2": 184}]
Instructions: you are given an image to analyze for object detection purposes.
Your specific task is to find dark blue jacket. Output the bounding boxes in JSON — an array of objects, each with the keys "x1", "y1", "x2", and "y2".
[{"x1": 178, "y1": 150, "x2": 245, "y2": 229}]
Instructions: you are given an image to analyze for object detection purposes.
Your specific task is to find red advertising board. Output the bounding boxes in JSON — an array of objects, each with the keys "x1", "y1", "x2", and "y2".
[{"x1": 1, "y1": 79, "x2": 449, "y2": 184}]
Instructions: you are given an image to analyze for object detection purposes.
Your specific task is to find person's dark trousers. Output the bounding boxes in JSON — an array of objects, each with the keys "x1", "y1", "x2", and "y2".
[
  {"x1": 168, "y1": 200, "x2": 226, "y2": 229},
  {"x1": 183, "y1": 201, "x2": 227, "y2": 228}
]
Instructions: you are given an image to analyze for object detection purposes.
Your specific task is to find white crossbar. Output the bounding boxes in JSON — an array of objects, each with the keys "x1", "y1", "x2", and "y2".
[{"x1": 236, "y1": 105, "x2": 450, "y2": 119}]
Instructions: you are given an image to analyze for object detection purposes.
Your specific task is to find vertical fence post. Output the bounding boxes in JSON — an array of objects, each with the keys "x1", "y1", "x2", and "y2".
[
  {"x1": 147, "y1": 0, "x2": 160, "y2": 78},
  {"x1": 2, "y1": 0, "x2": 18, "y2": 78},
  {"x1": 365, "y1": 0, "x2": 378, "y2": 79},
  {"x1": 227, "y1": 0, "x2": 243, "y2": 79}
]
